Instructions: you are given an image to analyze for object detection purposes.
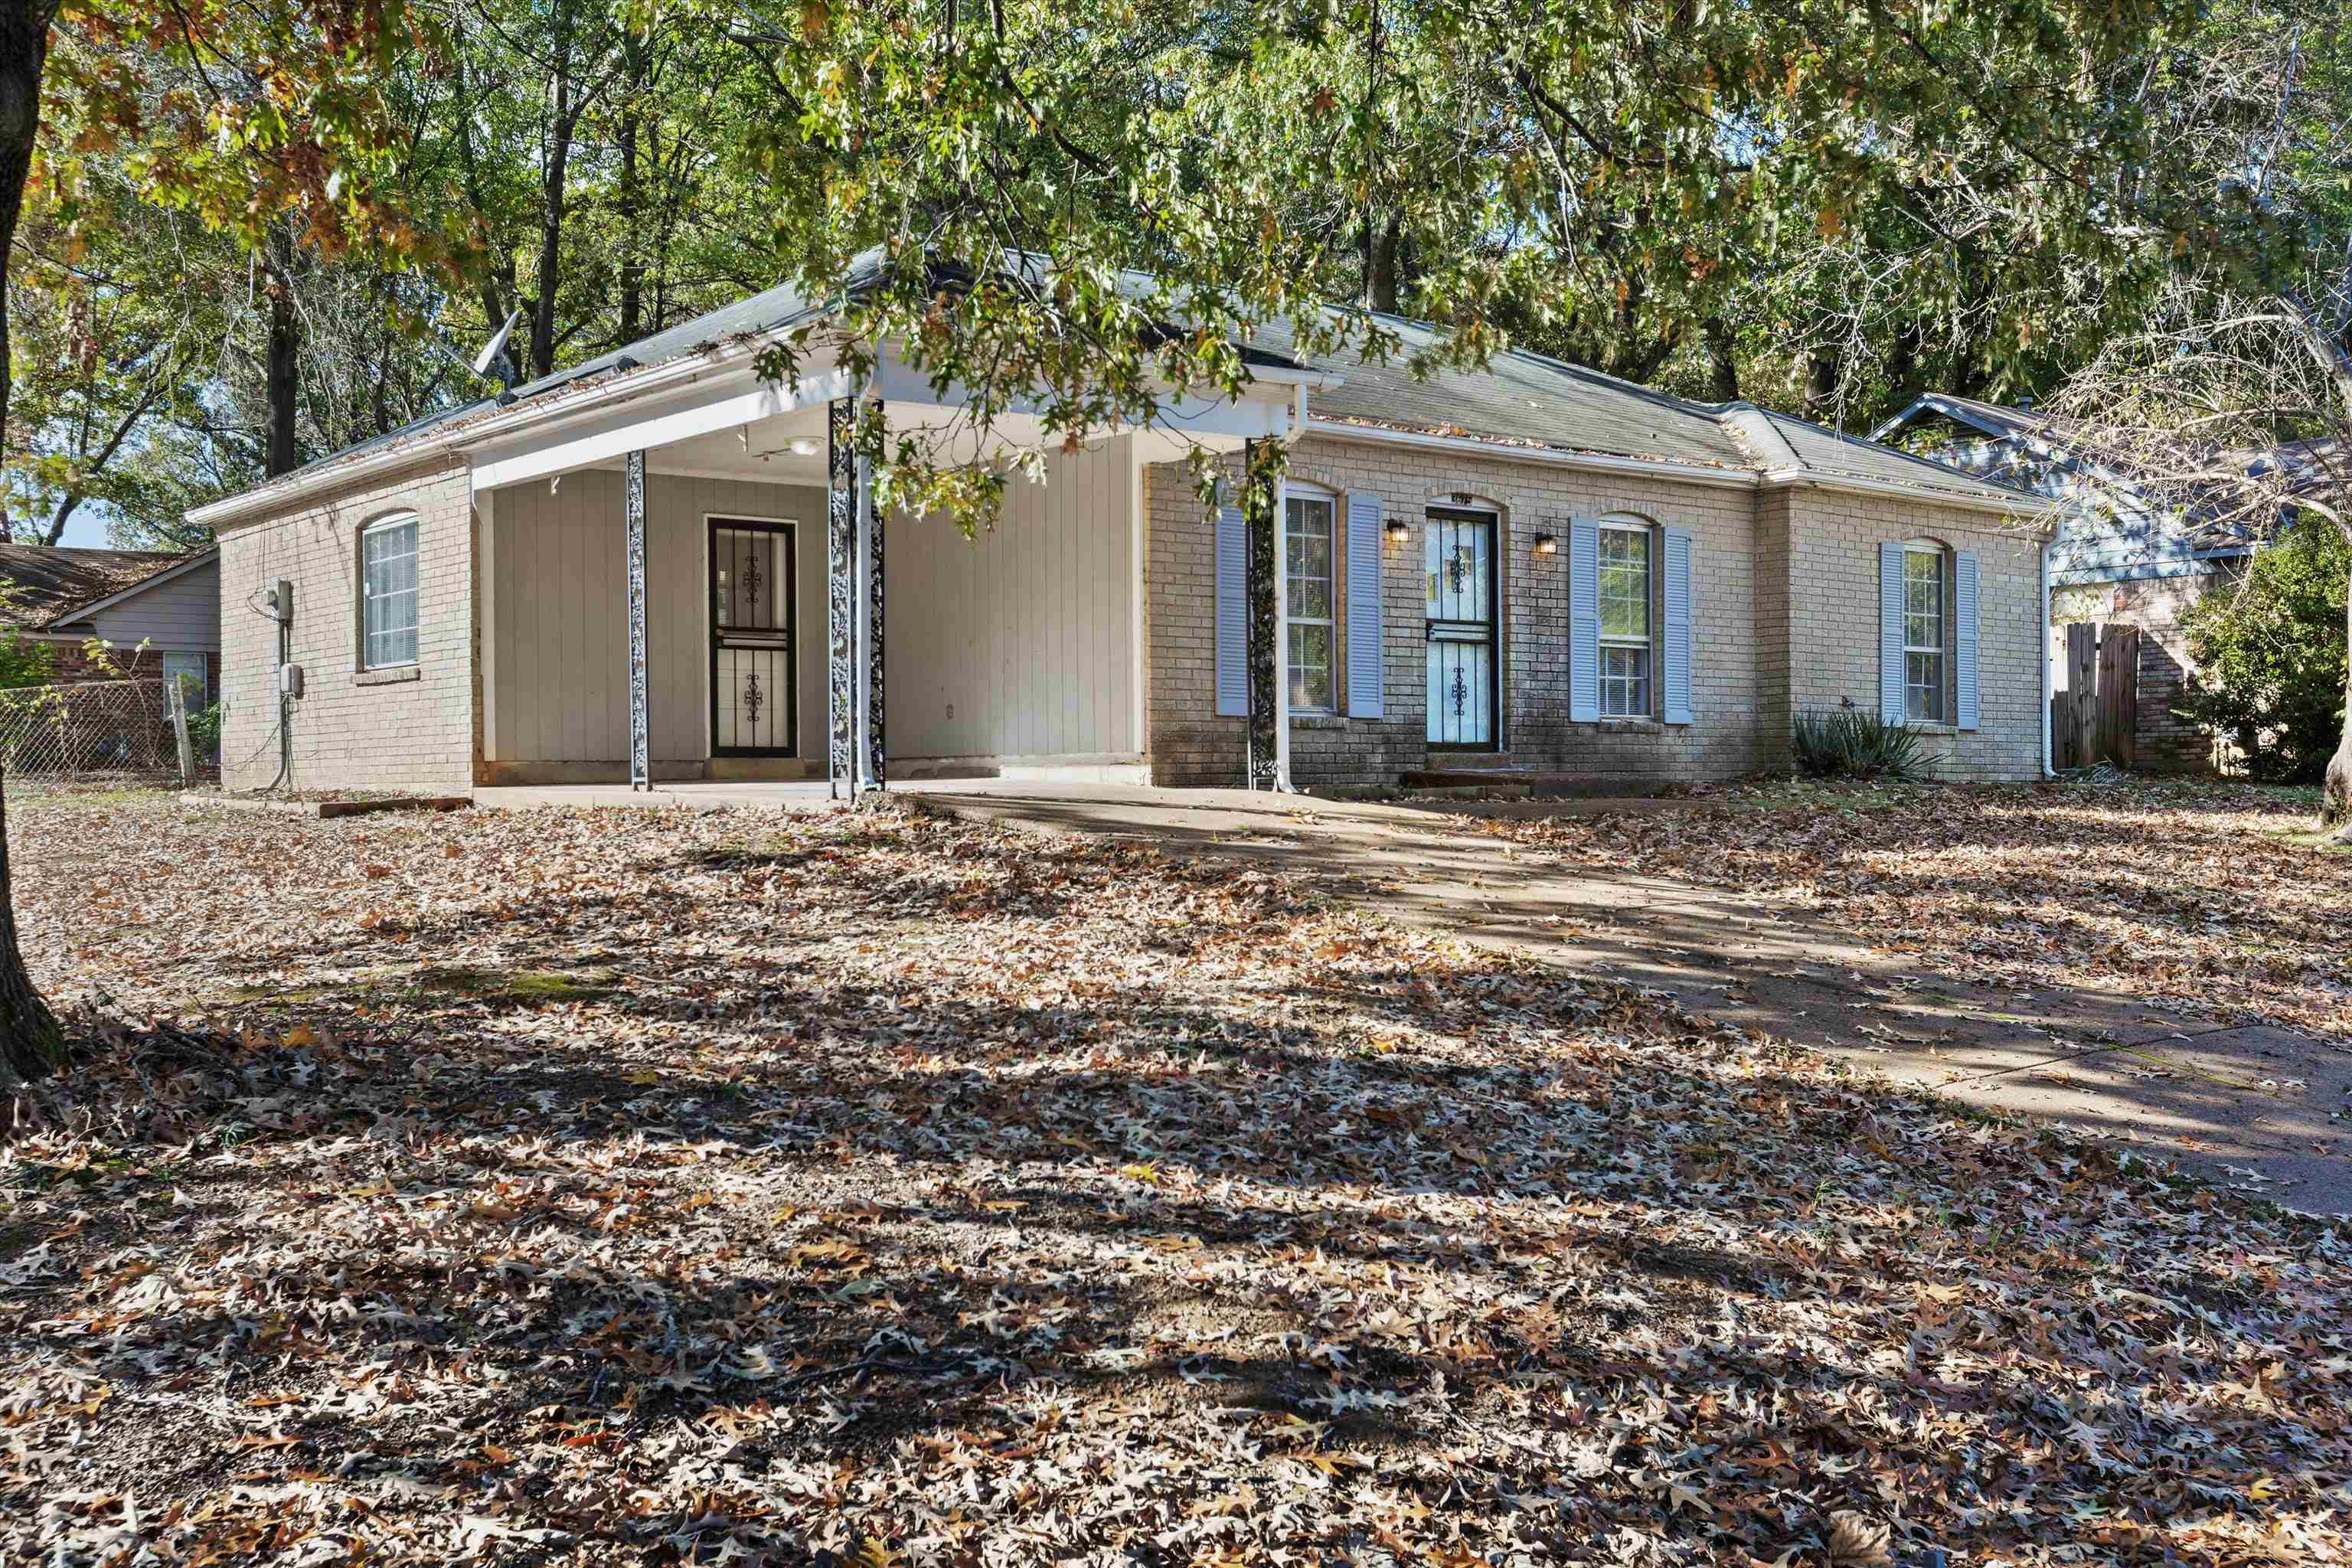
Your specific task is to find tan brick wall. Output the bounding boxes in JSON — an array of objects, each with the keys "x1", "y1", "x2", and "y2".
[
  {"x1": 217, "y1": 458, "x2": 476, "y2": 794},
  {"x1": 1149, "y1": 434, "x2": 1769, "y2": 789},
  {"x1": 1148, "y1": 438, "x2": 2050, "y2": 791},
  {"x1": 1782, "y1": 492, "x2": 2048, "y2": 782}
]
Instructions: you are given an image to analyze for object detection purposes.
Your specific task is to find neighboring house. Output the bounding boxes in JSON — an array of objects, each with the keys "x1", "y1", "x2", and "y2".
[
  {"x1": 1871, "y1": 393, "x2": 2259, "y2": 771},
  {"x1": 191, "y1": 266, "x2": 2053, "y2": 798},
  {"x1": 0, "y1": 544, "x2": 222, "y2": 707}
]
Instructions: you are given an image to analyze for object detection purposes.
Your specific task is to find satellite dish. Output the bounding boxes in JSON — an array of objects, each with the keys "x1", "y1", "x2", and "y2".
[{"x1": 472, "y1": 310, "x2": 524, "y2": 386}]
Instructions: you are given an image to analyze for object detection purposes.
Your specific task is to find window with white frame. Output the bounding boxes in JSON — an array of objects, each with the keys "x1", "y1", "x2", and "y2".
[
  {"x1": 1285, "y1": 493, "x2": 1336, "y2": 712},
  {"x1": 162, "y1": 652, "x2": 207, "y2": 710},
  {"x1": 1598, "y1": 521, "x2": 1653, "y2": 717},
  {"x1": 361, "y1": 514, "x2": 420, "y2": 669},
  {"x1": 1903, "y1": 544, "x2": 1947, "y2": 723}
]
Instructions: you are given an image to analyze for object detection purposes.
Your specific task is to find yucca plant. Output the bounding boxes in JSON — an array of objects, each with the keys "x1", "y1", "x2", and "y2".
[{"x1": 1792, "y1": 706, "x2": 1927, "y2": 781}]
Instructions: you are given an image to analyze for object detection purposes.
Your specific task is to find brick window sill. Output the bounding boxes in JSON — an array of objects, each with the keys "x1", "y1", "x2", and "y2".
[
  {"x1": 355, "y1": 665, "x2": 422, "y2": 688},
  {"x1": 1291, "y1": 714, "x2": 1351, "y2": 730}
]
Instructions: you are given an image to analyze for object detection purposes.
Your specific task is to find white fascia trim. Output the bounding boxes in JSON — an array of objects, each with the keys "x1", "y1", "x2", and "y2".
[
  {"x1": 191, "y1": 335, "x2": 839, "y2": 531},
  {"x1": 1302, "y1": 418, "x2": 1758, "y2": 490},
  {"x1": 1759, "y1": 469, "x2": 2059, "y2": 523},
  {"x1": 468, "y1": 368, "x2": 855, "y2": 495}
]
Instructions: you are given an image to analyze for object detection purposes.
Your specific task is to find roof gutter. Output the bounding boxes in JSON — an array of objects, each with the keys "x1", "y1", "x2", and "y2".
[
  {"x1": 1758, "y1": 469, "x2": 2056, "y2": 523},
  {"x1": 1308, "y1": 419, "x2": 2050, "y2": 516},
  {"x1": 1304, "y1": 417, "x2": 1758, "y2": 490},
  {"x1": 193, "y1": 331, "x2": 1329, "y2": 533},
  {"x1": 190, "y1": 335, "x2": 796, "y2": 532}
]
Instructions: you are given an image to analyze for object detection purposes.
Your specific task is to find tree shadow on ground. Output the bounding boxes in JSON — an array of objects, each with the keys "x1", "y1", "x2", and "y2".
[{"x1": 8, "y1": 795, "x2": 2346, "y2": 1566}]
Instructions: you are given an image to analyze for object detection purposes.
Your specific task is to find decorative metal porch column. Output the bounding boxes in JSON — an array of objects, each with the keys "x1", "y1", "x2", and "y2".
[
  {"x1": 826, "y1": 395, "x2": 888, "y2": 799},
  {"x1": 1242, "y1": 442, "x2": 1292, "y2": 791},
  {"x1": 826, "y1": 400, "x2": 858, "y2": 799},
  {"x1": 858, "y1": 405, "x2": 886, "y2": 792},
  {"x1": 625, "y1": 448, "x2": 651, "y2": 791}
]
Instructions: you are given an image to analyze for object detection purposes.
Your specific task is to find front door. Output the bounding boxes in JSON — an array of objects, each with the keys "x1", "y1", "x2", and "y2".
[
  {"x1": 710, "y1": 519, "x2": 796, "y2": 756},
  {"x1": 1425, "y1": 508, "x2": 1498, "y2": 748}
]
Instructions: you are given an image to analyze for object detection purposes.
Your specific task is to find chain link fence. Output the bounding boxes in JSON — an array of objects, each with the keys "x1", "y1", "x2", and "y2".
[{"x1": 0, "y1": 679, "x2": 214, "y2": 792}]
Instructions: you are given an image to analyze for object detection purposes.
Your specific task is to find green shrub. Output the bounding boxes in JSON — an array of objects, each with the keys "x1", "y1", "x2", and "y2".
[
  {"x1": 185, "y1": 701, "x2": 224, "y2": 760},
  {"x1": 2177, "y1": 524, "x2": 2348, "y2": 785},
  {"x1": 1792, "y1": 706, "x2": 1928, "y2": 780},
  {"x1": 0, "y1": 628, "x2": 52, "y2": 688}
]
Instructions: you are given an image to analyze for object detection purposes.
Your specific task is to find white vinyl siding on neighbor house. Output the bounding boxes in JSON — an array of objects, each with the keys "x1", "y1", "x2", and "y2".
[
  {"x1": 83, "y1": 557, "x2": 221, "y2": 656},
  {"x1": 361, "y1": 515, "x2": 420, "y2": 669}
]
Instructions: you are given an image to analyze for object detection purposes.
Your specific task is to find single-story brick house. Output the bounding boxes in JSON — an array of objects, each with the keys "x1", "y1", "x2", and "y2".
[
  {"x1": 0, "y1": 544, "x2": 221, "y2": 704},
  {"x1": 191, "y1": 271, "x2": 2053, "y2": 797}
]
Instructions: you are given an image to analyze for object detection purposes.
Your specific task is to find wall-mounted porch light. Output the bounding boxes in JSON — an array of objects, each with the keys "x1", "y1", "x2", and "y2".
[
  {"x1": 1385, "y1": 518, "x2": 1411, "y2": 544},
  {"x1": 1533, "y1": 531, "x2": 1560, "y2": 556}
]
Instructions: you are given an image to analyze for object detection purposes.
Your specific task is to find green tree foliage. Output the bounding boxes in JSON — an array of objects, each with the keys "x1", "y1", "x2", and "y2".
[
  {"x1": 707, "y1": 0, "x2": 2305, "y2": 516},
  {"x1": 2180, "y1": 524, "x2": 2350, "y2": 785}
]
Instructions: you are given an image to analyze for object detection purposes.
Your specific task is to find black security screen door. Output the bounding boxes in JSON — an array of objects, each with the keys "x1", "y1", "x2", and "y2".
[
  {"x1": 1425, "y1": 508, "x2": 1498, "y2": 749},
  {"x1": 710, "y1": 519, "x2": 796, "y2": 756}
]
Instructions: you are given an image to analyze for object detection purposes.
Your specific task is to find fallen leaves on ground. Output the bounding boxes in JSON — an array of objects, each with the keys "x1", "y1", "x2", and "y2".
[
  {"x1": 1, "y1": 790, "x2": 2345, "y2": 1567},
  {"x1": 1480, "y1": 777, "x2": 2352, "y2": 1045}
]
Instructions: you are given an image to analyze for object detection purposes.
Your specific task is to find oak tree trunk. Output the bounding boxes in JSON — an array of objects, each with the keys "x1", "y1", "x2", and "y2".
[
  {"x1": 0, "y1": 0, "x2": 66, "y2": 1084},
  {"x1": 266, "y1": 279, "x2": 302, "y2": 477}
]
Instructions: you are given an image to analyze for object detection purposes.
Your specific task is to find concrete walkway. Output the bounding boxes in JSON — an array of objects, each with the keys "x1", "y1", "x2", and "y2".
[{"x1": 476, "y1": 780, "x2": 2352, "y2": 1214}]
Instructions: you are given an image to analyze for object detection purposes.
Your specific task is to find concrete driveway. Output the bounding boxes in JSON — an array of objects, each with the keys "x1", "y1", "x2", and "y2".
[
  {"x1": 477, "y1": 779, "x2": 2352, "y2": 1214},
  {"x1": 922, "y1": 786, "x2": 2351, "y2": 1216}
]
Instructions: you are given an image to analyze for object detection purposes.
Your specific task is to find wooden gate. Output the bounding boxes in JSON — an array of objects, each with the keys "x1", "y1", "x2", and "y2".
[{"x1": 2050, "y1": 621, "x2": 2139, "y2": 769}]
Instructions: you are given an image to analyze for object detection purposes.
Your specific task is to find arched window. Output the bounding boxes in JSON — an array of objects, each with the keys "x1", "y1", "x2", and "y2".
[
  {"x1": 360, "y1": 511, "x2": 421, "y2": 670},
  {"x1": 1284, "y1": 482, "x2": 1338, "y2": 712},
  {"x1": 1598, "y1": 514, "x2": 1656, "y2": 717},
  {"x1": 1901, "y1": 540, "x2": 1950, "y2": 723}
]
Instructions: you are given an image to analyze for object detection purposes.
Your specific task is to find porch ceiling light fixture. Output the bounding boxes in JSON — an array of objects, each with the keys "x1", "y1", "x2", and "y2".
[
  {"x1": 786, "y1": 438, "x2": 820, "y2": 457},
  {"x1": 1384, "y1": 517, "x2": 1410, "y2": 543},
  {"x1": 1533, "y1": 531, "x2": 1559, "y2": 556}
]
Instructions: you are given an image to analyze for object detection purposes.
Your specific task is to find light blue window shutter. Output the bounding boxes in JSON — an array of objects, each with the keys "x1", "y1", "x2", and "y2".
[
  {"x1": 1954, "y1": 548, "x2": 1981, "y2": 730},
  {"x1": 1878, "y1": 541, "x2": 1906, "y2": 724},
  {"x1": 1344, "y1": 492, "x2": 1384, "y2": 718},
  {"x1": 1569, "y1": 516, "x2": 1601, "y2": 723},
  {"x1": 1661, "y1": 528, "x2": 1694, "y2": 725},
  {"x1": 1214, "y1": 501, "x2": 1247, "y2": 717}
]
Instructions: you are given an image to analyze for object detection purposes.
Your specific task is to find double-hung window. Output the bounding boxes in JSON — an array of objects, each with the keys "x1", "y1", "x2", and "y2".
[
  {"x1": 1903, "y1": 546, "x2": 1947, "y2": 723},
  {"x1": 1285, "y1": 495, "x2": 1336, "y2": 713},
  {"x1": 361, "y1": 514, "x2": 420, "y2": 670},
  {"x1": 1598, "y1": 523, "x2": 1653, "y2": 717},
  {"x1": 162, "y1": 652, "x2": 207, "y2": 710}
]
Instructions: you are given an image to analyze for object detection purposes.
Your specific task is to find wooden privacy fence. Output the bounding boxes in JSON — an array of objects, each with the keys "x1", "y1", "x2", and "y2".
[{"x1": 2050, "y1": 621, "x2": 2139, "y2": 770}]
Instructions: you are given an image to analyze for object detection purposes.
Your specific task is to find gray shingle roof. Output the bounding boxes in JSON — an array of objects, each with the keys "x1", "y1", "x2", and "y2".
[
  {"x1": 0, "y1": 546, "x2": 193, "y2": 630},
  {"x1": 236, "y1": 265, "x2": 2036, "y2": 513}
]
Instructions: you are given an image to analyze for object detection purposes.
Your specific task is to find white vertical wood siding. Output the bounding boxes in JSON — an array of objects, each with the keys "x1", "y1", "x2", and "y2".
[
  {"x1": 485, "y1": 471, "x2": 824, "y2": 763},
  {"x1": 88, "y1": 558, "x2": 220, "y2": 652},
  {"x1": 884, "y1": 438, "x2": 1135, "y2": 760}
]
